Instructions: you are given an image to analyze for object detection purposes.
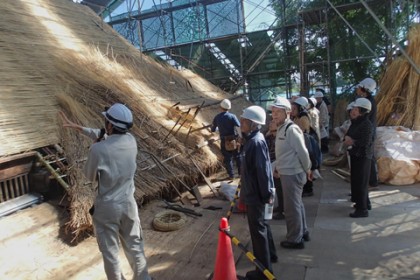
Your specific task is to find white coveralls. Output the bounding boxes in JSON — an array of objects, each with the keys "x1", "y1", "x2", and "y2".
[{"x1": 82, "y1": 128, "x2": 151, "y2": 280}]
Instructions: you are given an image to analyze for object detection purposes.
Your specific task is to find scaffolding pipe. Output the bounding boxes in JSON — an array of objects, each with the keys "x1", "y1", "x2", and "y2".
[
  {"x1": 360, "y1": 0, "x2": 420, "y2": 75},
  {"x1": 326, "y1": 0, "x2": 382, "y2": 65}
]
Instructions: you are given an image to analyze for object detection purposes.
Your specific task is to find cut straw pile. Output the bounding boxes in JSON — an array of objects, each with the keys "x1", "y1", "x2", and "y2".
[{"x1": 376, "y1": 24, "x2": 420, "y2": 130}]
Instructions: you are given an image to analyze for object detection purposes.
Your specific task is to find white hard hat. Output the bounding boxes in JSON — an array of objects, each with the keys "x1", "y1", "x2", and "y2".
[
  {"x1": 102, "y1": 103, "x2": 133, "y2": 130},
  {"x1": 314, "y1": 91, "x2": 324, "y2": 98},
  {"x1": 358, "y1": 78, "x2": 376, "y2": 93},
  {"x1": 269, "y1": 96, "x2": 291, "y2": 111},
  {"x1": 353, "y1": 98, "x2": 371, "y2": 112},
  {"x1": 241, "y1": 105, "x2": 266, "y2": 125},
  {"x1": 220, "y1": 99, "x2": 231, "y2": 110},
  {"x1": 346, "y1": 101, "x2": 355, "y2": 111},
  {"x1": 309, "y1": 97, "x2": 317, "y2": 107},
  {"x1": 294, "y1": 97, "x2": 309, "y2": 108}
]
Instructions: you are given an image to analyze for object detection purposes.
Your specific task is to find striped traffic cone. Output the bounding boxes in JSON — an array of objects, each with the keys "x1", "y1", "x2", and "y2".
[{"x1": 213, "y1": 217, "x2": 237, "y2": 280}]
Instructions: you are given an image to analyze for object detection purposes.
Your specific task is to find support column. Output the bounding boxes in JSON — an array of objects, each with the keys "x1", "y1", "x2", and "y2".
[{"x1": 299, "y1": 16, "x2": 309, "y2": 96}]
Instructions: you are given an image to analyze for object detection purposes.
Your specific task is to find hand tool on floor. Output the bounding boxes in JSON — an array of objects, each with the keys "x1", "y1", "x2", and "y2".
[
  {"x1": 331, "y1": 169, "x2": 350, "y2": 182},
  {"x1": 163, "y1": 200, "x2": 202, "y2": 217}
]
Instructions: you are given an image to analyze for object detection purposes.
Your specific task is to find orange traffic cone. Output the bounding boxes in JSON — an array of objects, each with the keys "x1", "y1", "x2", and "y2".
[{"x1": 213, "y1": 217, "x2": 237, "y2": 280}]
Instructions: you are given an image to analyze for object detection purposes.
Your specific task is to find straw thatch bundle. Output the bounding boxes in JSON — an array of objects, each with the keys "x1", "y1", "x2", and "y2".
[
  {"x1": 373, "y1": 24, "x2": 420, "y2": 186},
  {"x1": 0, "y1": 0, "x2": 251, "y2": 241},
  {"x1": 376, "y1": 24, "x2": 420, "y2": 130}
]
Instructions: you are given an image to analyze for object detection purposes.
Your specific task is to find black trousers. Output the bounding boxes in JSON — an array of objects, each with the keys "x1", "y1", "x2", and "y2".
[
  {"x1": 350, "y1": 156, "x2": 371, "y2": 211},
  {"x1": 321, "y1": 137, "x2": 329, "y2": 153},
  {"x1": 369, "y1": 133, "x2": 378, "y2": 187},
  {"x1": 246, "y1": 203, "x2": 273, "y2": 274},
  {"x1": 266, "y1": 221, "x2": 277, "y2": 260},
  {"x1": 369, "y1": 155, "x2": 378, "y2": 187},
  {"x1": 303, "y1": 179, "x2": 313, "y2": 194},
  {"x1": 274, "y1": 177, "x2": 283, "y2": 213}
]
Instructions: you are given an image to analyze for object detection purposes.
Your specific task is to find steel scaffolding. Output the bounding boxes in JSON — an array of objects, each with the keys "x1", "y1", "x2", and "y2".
[{"x1": 84, "y1": 0, "x2": 419, "y2": 106}]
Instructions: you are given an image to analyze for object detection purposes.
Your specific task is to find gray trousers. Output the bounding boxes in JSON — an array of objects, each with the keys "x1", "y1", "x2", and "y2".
[
  {"x1": 93, "y1": 197, "x2": 150, "y2": 280},
  {"x1": 280, "y1": 172, "x2": 308, "y2": 243}
]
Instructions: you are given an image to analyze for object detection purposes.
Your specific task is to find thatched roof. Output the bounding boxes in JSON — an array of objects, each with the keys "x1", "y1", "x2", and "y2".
[{"x1": 0, "y1": 0, "x2": 251, "y2": 240}]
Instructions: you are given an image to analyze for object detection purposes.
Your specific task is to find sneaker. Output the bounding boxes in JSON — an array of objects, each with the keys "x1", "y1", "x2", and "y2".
[
  {"x1": 349, "y1": 210, "x2": 369, "y2": 218},
  {"x1": 280, "y1": 240, "x2": 304, "y2": 249},
  {"x1": 303, "y1": 231, "x2": 310, "y2": 242}
]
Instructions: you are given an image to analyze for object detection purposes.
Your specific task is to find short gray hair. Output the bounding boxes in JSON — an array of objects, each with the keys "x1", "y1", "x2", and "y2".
[{"x1": 250, "y1": 121, "x2": 262, "y2": 131}]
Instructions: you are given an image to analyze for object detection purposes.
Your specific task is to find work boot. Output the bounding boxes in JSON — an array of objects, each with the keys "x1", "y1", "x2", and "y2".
[
  {"x1": 302, "y1": 190, "x2": 314, "y2": 197},
  {"x1": 349, "y1": 210, "x2": 369, "y2": 218}
]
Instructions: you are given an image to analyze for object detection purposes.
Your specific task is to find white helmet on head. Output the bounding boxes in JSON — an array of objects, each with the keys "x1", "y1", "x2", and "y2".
[
  {"x1": 102, "y1": 103, "x2": 133, "y2": 131},
  {"x1": 314, "y1": 91, "x2": 324, "y2": 98},
  {"x1": 241, "y1": 105, "x2": 266, "y2": 125},
  {"x1": 294, "y1": 97, "x2": 309, "y2": 108},
  {"x1": 220, "y1": 99, "x2": 231, "y2": 110},
  {"x1": 309, "y1": 97, "x2": 317, "y2": 107},
  {"x1": 346, "y1": 101, "x2": 355, "y2": 111},
  {"x1": 353, "y1": 98, "x2": 371, "y2": 112},
  {"x1": 358, "y1": 78, "x2": 376, "y2": 93},
  {"x1": 270, "y1": 96, "x2": 291, "y2": 112}
]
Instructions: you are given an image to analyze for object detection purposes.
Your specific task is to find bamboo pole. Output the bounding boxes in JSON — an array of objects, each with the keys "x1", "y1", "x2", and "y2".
[{"x1": 36, "y1": 152, "x2": 70, "y2": 191}]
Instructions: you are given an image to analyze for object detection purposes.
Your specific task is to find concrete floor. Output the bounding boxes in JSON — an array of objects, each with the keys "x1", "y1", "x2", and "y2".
[
  {"x1": 235, "y1": 165, "x2": 420, "y2": 280},
  {"x1": 1, "y1": 163, "x2": 419, "y2": 280}
]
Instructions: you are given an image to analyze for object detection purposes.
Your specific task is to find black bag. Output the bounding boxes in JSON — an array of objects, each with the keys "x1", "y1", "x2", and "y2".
[{"x1": 303, "y1": 133, "x2": 322, "y2": 170}]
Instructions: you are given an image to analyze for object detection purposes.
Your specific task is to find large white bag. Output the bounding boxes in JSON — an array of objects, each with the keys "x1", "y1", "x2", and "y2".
[{"x1": 376, "y1": 126, "x2": 420, "y2": 185}]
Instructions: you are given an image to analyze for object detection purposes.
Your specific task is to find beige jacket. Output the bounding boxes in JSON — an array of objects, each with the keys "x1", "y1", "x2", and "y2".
[{"x1": 273, "y1": 119, "x2": 311, "y2": 175}]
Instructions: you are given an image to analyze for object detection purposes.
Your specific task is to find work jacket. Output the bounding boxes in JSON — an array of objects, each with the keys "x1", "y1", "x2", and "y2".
[
  {"x1": 211, "y1": 111, "x2": 240, "y2": 139},
  {"x1": 346, "y1": 115, "x2": 374, "y2": 159},
  {"x1": 82, "y1": 128, "x2": 137, "y2": 204},
  {"x1": 240, "y1": 130, "x2": 274, "y2": 205},
  {"x1": 273, "y1": 119, "x2": 311, "y2": 176}
]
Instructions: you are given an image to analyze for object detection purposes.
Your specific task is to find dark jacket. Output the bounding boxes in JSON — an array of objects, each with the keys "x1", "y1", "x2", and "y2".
[
  {"x1": 346, "y1": 114, "x2": 374, "y2": 159},
  {"x1": 240, "y1": 130, "x2": 275, "y2": 205},
  {"x1": 211, "y1": 111, "x2": 240, "y2": 138},
  {"x1": 365, "y1": 94, "x2": 377, "y2": 138}
]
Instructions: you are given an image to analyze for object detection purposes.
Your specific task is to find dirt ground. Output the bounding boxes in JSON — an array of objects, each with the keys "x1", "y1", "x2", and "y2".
[{"x1": 0, "y1": 178, "x2": 250, "y2": 280}]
